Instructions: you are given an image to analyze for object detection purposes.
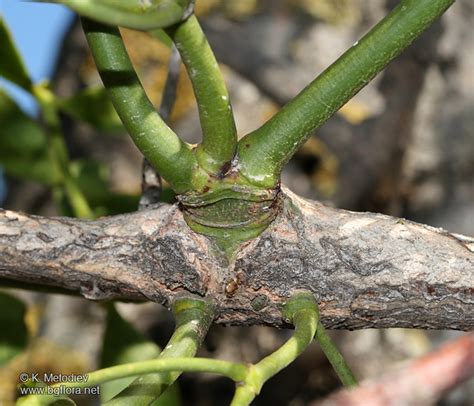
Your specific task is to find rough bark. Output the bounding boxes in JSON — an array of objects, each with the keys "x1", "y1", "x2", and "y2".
[{"x1": 0, "y1": 189, "x2": 472, "y2": 330}]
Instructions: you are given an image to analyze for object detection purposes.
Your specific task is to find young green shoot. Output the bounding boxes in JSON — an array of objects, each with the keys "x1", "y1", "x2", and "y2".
[
  {"x1": 17, "y1": 293, "x2": 322, "y2": 406},
  {"x1": 82, "y1": 18, "x2": 204, "y2": 193},
  {"x1": 231, "y1": 292, "x2": 319, "y2": 406},
  {"x1": 167, "y1": 15, "x2": 238, "y2": 175},
  {"x1": 236, "y1": 0, "x2": 456, "y2": 188},
  {"x1": 315, "y1": 323, "x2": 357, "y2": 388},
  {"x1": 104, "y1": 296, "x2": 214, "y2": 405}
]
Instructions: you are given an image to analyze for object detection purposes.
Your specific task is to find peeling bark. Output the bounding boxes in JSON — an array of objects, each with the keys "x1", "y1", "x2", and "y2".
[{"x1": 0, "y1": 189, "x2": 472, "y2": 330}]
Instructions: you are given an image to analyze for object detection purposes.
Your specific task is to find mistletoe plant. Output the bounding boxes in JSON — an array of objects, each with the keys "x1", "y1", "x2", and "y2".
[
  {"x1": 2, "y1": 0, "x2": 456, "y2": 405},
  {"x1": 79, "y1": 0, "x2": 454, "y2": 256}
]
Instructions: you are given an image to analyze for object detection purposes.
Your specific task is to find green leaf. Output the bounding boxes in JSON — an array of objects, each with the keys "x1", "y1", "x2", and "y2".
[
  {"x1": 18, "y1": 380, "x2": 76, "y2": 405},
  {"x1": 17, "y1": 396, "x2": 76, "y2": 406},
  {"x1": 152, "y1": 385, "x2": 181, "y2": 406},
  {"x1": 68, "y1": 160, "x2": 109, "y2": 202},
  {"x1": 0, "y1": 91, "x2": 45, "y2": 152},
  {"x1": 56, "y1": 87, "x2": 125, "y2": 133},
  {"x1": 68, "y1": 160, "x2": 140, "y2": 215},
  {"x1": 53, "y1": 187, "x2": 75, "y2": 218},
  {"x1": 0, "y1": 158, "x2": 59, "y2": 185},
  {"x1": 101, "y1": 305, "x2": 161, "y2": 367},
  {"x1": 96, "y1": 192, "x2": 140, "y2": 216},
  {"x1": 0, "y1": 90, "x2": 59, "y2": 184},
  {"x1": 46, "y1": 0, "x2": 192, "y2": 31},
  {"x1": 17, "y1": 389, "x2": 76, "y2": 406},
  {"x1": 0, "y1": 18, "x2": 32, "y2": 91},
  {"x1": 0, "y1": 292, "x2": 28, "y2": 365},
  {"x1": 100, "y1": 305, "x2": 181, "y2": 405},
  {"x1": 100, "y1": 304, "x2": 161, "y2": 402},
  {"x1": 149, "y1": 29, "x2": 173, "y2": 48}
]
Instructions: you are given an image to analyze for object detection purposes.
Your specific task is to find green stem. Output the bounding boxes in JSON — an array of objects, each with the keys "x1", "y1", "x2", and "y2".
[
  {"x1": 62, "y1": 177, "x2": 95, "y2": 219},
  {"x1": 315, "y1": 323, "x2": 357, "y2": 388},
  {"x1": 18, "y1": 358, "x2": 247, "y2": 406},
  {"x1": 33, "y1": 84, "x2": 94, "y2": 219},
  {"x1": 105, "y1": 297, "x2": 214, "y2": 405},
  {"x1": 231, "y1": 293, "x2": 319, "y2": 406},
  {"x1": 54, "y1": 358, "x2": 246, "y2": 390},
  {"x1": 167, "y1": 15, "x2": 237, "y2": 175},
  {"x1": 236, "y1": 0, "x2": 455, "y2": 188},
  {"x1": 82, "y1": 18, "x2": 203, "y2": 193},
  {"x1": 42, "y1": 0, "x2": 192, "y2": 31}
]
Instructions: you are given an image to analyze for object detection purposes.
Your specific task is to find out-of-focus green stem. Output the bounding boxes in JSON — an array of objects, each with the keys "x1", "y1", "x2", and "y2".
[
  {"x1": 315, "y1": 323, "x2": 357, "y2": 387},
  {"x1": 231, "y1": 293, "x2": 319, "y2": 406},
  {"x1": 33, "y1": 84, "x2": 94, "y2": 219},
  {"x1": 105, "y1": 297, "x2": 214, "y2": 405},
  {"x1": 18, "y1": 294, "x2": 356, "y2": 406},
  {"x1": 236, "y1": 0, "x2": 455, "y2": 188},
  {"x1": 35, "y1": 359, "x2": 247, "y2": 393},
  {"x1": 41, "y1": 0, "x2": 192, "y2": 31},
  {"x1": 82, "y1": 18, "x2": 203, "y2": 193},
  {"x1": 62, "y1": 177, "x2": 95, "y2": 219},
  {"x1": 167, "y1": 15, "x2": 237, "y2": 175},
  {"x1": 18, "y1": 358, "x2": 247, "y2": 405}
]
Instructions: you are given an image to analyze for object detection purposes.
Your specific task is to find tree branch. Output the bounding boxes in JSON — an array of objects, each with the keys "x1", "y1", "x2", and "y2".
[{"x1": 0, "y1": 188, "x2": 472, "y2": 330}]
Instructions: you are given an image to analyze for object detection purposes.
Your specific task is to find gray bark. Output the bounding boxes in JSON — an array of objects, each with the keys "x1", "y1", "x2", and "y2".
[{"x1": 1, "y1": 188, "x2": 473, "y2": 330}]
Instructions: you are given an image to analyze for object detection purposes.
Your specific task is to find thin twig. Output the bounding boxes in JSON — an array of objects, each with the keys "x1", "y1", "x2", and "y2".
[
  {"x1": 139, "y1": 46, "x2": 181, "y2": 209},
  {"x1": 311, "y1": 333, "x2": 474, "y2": 406},
  {"x1": 315, "y1": 323, "x2": 357, "y2": 387},
  {"x1": 159, "y1": 45, "x2": 181, "y2": 123}
]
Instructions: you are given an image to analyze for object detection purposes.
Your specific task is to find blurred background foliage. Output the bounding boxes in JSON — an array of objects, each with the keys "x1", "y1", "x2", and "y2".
[{"x1": 0, "y1": 0, "x2": 473, "y2": 405}]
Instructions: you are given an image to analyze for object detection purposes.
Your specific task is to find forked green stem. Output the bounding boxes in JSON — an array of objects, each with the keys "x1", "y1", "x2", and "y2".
[
  {"x1": 231, "y1": 293, "x2": 319, "y2": 406},
  {"x1": 237, "y1": 0, "x2": 455, "y2": 188},
  {"x1": 17, "y1": 294, "x2": 356, "y2": 406},
  {"x1": 104, "y1": 297, "x2": 214, "y2": 405},
  {"x1": 316, "y1": 323, "x2": 357, "y2": 387},
  {"x1": 167, "y1": 15, "x2": 237, "y2": 175},
  {"x1": 17, "y1": 357, "x2": 247, "y2": 406},
  {"x1": 48, "y1": 359, "x2": 247, "y2": 390},
  {"x1": 82, "y1": 18, "x2": 202, "y2": 193}
]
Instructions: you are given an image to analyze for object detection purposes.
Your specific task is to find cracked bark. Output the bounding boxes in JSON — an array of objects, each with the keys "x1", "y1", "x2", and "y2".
[{"x1": 0, "y1": 188, "x2": 472, "y2": 330}]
